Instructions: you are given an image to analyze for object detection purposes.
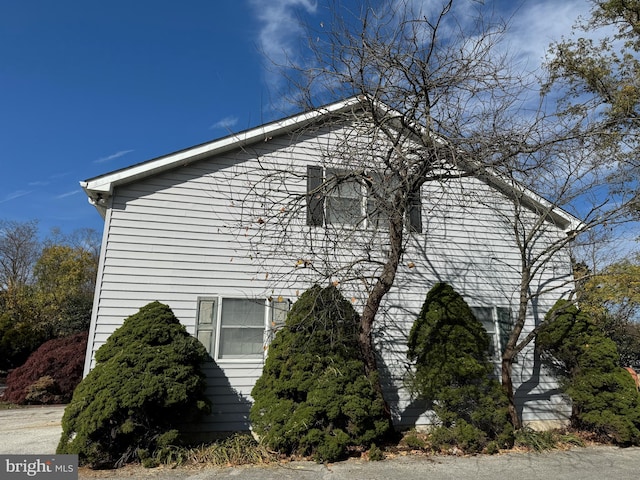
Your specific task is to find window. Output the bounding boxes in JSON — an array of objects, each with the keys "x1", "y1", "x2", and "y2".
[
  {"x1": 219, "y1": 299, "x2": 265, "y2": 359},
  {"x1": 366, "y1": 170, "x2": 391, "y2": 229},
  {"x1": 196, "y1": 297, "x2": 290, "y2": 361},
  {"x1": 325, "y1": 168, "x2": 362, "y2": 225},
  {"x1": 306, "y1": 165, "x2": 422, "y2": 232},
  {"x1": 196, "y1": 297, "x2": 264, "y2": 360},
  {"x1": 471, "y1": 306, "x2": 512, "y2": 361},
  {"x1": 196, "y1": 296, "x2": 290, "y2": 361}
]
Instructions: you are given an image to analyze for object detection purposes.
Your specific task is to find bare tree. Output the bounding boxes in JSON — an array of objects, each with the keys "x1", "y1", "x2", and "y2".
[
  {"x1": 241, "y1": 0, "x2": 635, "y2": 427},
  {"x1": 269, "y1": 0, "x2": 528, "y2": 382},
  {"x1": 0, "y1": 219, "x2": 40, "y2": 294},
  {"x1": 486, "y1": 142, "x2": 635, "y2": 426}
]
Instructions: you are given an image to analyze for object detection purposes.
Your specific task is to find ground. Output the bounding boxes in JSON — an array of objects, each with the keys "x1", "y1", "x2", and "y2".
[{"x1": 2, "y1": 405, "x2": 640, "y2": 479}]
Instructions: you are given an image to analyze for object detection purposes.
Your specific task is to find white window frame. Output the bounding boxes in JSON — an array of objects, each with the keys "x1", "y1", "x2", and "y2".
[
  {"x1": 196, "y1": 296, "x2": 290, "y2": 363},
  {"x1": 471, "y1": 306, "x2": 512, "y2": 362}
]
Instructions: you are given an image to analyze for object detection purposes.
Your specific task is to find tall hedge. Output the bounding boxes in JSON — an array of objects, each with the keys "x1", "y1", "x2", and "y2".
[
  {"x1": 250, "y1": 285, "x2": 391, "y2": 462},
  {"x1": 538, "y1": 300, "x2": 640, "y2": 444},
  {"x1": 407, "y1": 283, "x2": 513, "y2": 452},
  {"x1": 57, "y1": 302, "x2": 210, "y2": 468}
]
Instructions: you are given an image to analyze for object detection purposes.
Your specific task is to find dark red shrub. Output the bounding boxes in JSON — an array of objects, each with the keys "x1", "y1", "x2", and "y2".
[{"x1": 2, "y1": 332, "x2": 87, "y2": 404}]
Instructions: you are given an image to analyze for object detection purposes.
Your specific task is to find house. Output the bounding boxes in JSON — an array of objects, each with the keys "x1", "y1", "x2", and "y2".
[{"x1": 81, "y1": 97, "x2": 580, "y2": 435}]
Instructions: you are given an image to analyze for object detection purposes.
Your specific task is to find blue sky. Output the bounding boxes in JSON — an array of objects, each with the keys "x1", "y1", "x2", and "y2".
[{"x1": 0, "y1": 0, "x2": 591, "y2": 238}]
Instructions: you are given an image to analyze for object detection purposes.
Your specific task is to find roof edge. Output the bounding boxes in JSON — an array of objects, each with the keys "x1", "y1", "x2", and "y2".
[
  {"x1": 81, "y1": 95, "x2": 584, "y2": 235},
  {"x1": 81, "y1": 96, "x2": 363, "y2": 199}
]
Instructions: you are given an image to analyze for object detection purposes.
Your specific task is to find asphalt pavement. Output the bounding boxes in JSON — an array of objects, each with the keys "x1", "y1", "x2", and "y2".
[
  {"x1": 1, "y1": 406, "x2": 640, "y2": 480},
  {"x1": 75, "y1": 446, "x2": 640, "y2": 480},
  {"x1": 0, "y1": 405, "x2": 65, "y2": 454}
]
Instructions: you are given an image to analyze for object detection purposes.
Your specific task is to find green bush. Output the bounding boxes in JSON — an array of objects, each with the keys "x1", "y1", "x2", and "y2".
[
  {"x1": 367, "y1": 443, "x2": 384, "y2": 461},
  {"x1": 56, "y1": 302, "x2": 211, "y2": 468},
  {"x1": 407, "y1": 283, "x2": 513, "y2": 452},
  {"x1": 538, "y1": 300, "x2": 640, "y2": 445},
  {"x1": 250, "y1": 285, "x2": 392, "y2": 462},
  {"x1": 0, "y1": 313, "x2": 48, "y2": 371},
  {"x1": 402, "y1": 430, "x2": 428, "y2": 450},
  {"x1": 430, "y1": 421, "x2": 487, "y2": 453}
]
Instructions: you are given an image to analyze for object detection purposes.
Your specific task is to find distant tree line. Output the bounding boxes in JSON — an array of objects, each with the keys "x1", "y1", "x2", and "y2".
[
  {"x1": 573, "y1": 256, "x2": 640, "y2": 370},
  {"x1": 0, "y1": 219, "x2": 100, "y2": 372}
]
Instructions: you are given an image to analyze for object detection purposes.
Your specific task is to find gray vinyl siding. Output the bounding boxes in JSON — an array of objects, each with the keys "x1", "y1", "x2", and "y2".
[{"x1": 85, "y1": 123, "x2": 572, "y2": 434}]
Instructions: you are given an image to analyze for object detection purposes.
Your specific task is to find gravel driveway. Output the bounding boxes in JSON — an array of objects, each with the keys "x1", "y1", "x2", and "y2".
[{"x1": 0, "y1": 405, "x2": 65, "y2": 454}]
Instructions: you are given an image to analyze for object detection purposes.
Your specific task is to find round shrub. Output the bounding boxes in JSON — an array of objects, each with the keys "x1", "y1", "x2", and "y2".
[
  {"x1": 56, "y1": 301, "x2": 210, "y2": 468},
  {"x1": 407, "y1": 283, "x2": 513, "y2": 452},
  {"x1": 538, "y1": 300, "x2": 640, "y2": 444},
  {"x1": 2, "y1": 331, "x2": 87, "y2": 404},
  {"x1": 250, "y1": 285, "x2": 392, "y2": 462}
]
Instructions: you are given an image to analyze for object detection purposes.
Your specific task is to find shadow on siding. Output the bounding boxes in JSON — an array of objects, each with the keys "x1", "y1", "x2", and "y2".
[
  {"x1": 183, "y1": 358, "x2": 253, "y2": 442},
  {"x1": 515, "y1": 348, "x2": 565, "y2": 423}
]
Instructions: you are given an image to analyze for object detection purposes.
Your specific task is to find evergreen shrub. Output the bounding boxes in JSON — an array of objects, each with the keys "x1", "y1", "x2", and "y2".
[
  {"x1": 407, "y1": 283, "x2": 513, "y2": 452},
  {"x1": 538, "y1": 300, "x2": 640, "y2": 444},
  {"x1": 2, "y1": 331, "x2": 87, "y2": 404},
  {"x1": 56, "y1": 301, "x2": 210, "y2": 468},
  {"x1": 250, "y1": 285, "x2": 391, "y2": 462},
  {"x1": 429, "y1": 421, "x2": 487, "y2": 453}
]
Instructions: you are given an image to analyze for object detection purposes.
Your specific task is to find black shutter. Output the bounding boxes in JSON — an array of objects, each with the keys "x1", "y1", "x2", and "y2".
[
  {"x1": 408, "y1": 188, "x2": 422, "y2": 233},
  {"x1": 306, "y1": 165, "x2": 324, "y2": 226},
  {"x1": 366, "y1": 171, "x2": 382, "y2": 228},
  {"x1": 497, "y1": 307, "x2": 512, "y2": 356}
]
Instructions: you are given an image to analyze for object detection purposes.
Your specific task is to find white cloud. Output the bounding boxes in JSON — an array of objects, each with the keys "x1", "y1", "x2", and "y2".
[
  {"x1": 251, "y1": 0, "x2": 317, "y2": 62},
  {"x1": 396, "y1": 0, "x2": 593, "y2": 75},
  {"x1": 0, "y1": 190, "x2": 32, "y2": 203},
  {"x1": 245, "y1": 0, "x2": 606, "y2": 117},
  {"x1": 210, "y1": 116, "x2": 239, "y2": 131},
  {"x1": 249, "y1": 0, "x2": 318, "y2": 90},
  {"x1": 94, "y1": 149, "x2": 134, "y2": 164},
  {"x1": 505, "y1": 0, "x2": 593, "y2": 73},
  {"x1": 55, "y1": 190, "x2": 82, "y2": 199},
  {"x1": 29, "y1": 172, "x2": 70, "y2": 187},
  {"x1": 248, "y1": 0, "x2": 594, "y2": 99}
]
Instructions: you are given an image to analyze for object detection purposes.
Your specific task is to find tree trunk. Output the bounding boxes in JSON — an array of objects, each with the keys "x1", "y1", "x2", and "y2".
[
  {"x1": 501, "y1": 352, "x2": 521, "y2": 429},
  {"x1": 360, "y1": 215, "x2": 404, "y2": 373},
  {"x1": 501, "y1": 265, "x2": 531, "y2": 429},
  {"x1": 359, "y1": 211, "x2": 405, "y2": 419}
]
